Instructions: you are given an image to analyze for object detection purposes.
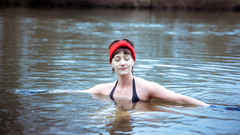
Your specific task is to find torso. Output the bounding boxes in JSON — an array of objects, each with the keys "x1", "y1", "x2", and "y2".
[
  {"x1": 110, "y1": 78, "x2": 140, "y2": 103},
  {"x1": 99, "y1": 77, "x2": 152, "y2": 102}
]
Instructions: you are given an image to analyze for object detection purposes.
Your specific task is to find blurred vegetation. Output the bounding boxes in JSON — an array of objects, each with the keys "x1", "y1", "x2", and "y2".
[{"x1": 0, "y1": 0, "x2": 240, "y2": 11}]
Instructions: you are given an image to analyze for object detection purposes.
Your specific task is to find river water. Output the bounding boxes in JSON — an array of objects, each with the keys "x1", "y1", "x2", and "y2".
[{"x1": 0, "y1": 8, "x2": 240, "y2": 135}]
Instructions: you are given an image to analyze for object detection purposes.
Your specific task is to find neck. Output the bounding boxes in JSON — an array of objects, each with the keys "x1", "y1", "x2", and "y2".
[{"x1": 117, "y1": 74, "x2": 133, "y2": 88}]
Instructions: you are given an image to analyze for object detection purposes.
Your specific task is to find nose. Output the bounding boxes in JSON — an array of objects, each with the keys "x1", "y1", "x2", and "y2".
[{"x1": 120, "y1": 59, "x2": 126, "y2": 66}]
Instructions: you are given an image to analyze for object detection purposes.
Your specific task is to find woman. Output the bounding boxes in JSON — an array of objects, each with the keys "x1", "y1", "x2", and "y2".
[{"x1": 81, "y1": 39, "x2": 209, "y2": 106}]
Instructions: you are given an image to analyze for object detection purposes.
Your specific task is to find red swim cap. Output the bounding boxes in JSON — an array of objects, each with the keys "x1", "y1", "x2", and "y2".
[{"x1": 109, "y1": 40, "x2": 136, "y2": 63}]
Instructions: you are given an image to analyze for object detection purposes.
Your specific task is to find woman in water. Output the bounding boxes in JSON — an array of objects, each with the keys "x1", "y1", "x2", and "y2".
[{"x1": 80, "y1": 39, "x2": 209, "y2": 106}]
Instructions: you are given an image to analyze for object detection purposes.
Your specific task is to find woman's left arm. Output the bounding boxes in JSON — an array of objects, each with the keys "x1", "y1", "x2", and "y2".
[{"x1": 149, "y1": 83, "x2": 210, "y2": 106}]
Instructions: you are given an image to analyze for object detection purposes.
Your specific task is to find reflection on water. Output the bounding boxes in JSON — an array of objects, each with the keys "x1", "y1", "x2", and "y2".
[{"x1": 0, "y1": 8, "x2": 240, "y2": 134}]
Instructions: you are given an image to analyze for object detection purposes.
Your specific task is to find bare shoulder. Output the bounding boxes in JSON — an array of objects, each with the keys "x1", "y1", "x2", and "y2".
[
  {"x1": 134, "y1": 77, "x2": 162, "y2": 90},
  {"x1": 135, "y1": 77, "x2": 170, "y2": 95},
  {"x1": 134, "y1": 77, "x2": 164, "y2": 100}
]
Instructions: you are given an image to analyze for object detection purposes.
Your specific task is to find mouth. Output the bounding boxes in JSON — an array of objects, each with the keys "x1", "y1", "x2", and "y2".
[{"x1": 119, "y1": 68, "x2": 127, "y2": 70}]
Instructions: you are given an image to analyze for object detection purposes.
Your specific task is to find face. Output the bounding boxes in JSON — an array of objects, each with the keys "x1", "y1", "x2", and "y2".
[{"x1": 111, "y1": 51, "x2": 135, "y2": 76}]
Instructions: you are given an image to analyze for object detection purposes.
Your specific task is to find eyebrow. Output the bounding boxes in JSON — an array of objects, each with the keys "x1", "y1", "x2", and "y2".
[{"x1": 115, "y1": 54, "x2": 130, "y2": 57}]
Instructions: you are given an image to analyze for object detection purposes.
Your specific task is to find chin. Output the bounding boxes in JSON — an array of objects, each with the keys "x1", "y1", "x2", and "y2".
[{"x1": 118, "y1": 71, "x2": 130, "y2": 75}]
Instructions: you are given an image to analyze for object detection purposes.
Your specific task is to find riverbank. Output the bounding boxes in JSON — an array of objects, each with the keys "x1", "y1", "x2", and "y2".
[{"x1": 0, "y1": 0, "x2": 240, "y2": 11}]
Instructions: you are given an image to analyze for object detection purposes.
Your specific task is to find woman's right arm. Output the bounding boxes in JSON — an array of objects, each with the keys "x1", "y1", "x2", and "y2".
[
  {"x1": 80, "y1": 84, "x2": 106, "y2": 93},
  {"x1": 50, "y1": 83, "x2": 110, "y2": 94}
]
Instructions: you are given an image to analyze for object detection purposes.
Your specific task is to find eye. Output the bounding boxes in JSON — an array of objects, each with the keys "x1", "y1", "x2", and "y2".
[
  {"x1": 125, "y1": 55, "x2": 131, "y2": 61},
  {"x1": 114, "y1": 57, "x2": 120, "y2": 62}
]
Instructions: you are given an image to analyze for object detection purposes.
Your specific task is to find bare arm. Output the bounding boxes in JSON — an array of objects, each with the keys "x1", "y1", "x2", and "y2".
[
  {"x1": 80, "y1": 84, "x2": 106, "y2": 93},
  {"x1": 149, "y1": 83, "x2": 209, "y2": 106},
  {"x1": 50, "y1": 83, "x2": 111, "y2": 94}
]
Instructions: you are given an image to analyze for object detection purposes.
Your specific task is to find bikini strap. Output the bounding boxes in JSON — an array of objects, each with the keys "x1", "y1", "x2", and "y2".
[
  {"x1": 132, "y1": 78, "x2": 140, "y2": 103},
  {"x1": 109, "y1": 78, "x2": 140, "y2": 103},
  {"x1": 109, "y1": 81, "x2": 118, "y2": 100}
]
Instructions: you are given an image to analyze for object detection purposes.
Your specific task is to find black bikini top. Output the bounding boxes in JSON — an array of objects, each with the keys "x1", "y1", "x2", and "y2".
[{"x1": 109, "y1": 78, "x2": 140, "y2": 103}]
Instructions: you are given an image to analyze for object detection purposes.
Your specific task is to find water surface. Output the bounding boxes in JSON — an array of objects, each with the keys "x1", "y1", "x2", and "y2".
[{"x1": 0, "y1": 8, "x2": 240, "y2": 134}]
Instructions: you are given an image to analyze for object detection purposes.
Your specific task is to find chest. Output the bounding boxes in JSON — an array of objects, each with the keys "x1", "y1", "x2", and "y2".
[
  {"x1": 111, "y1": 85, "x2": 150, "y2": 101},
  {"x1": 112, "y1": 87, "x2": 133, "y2": 100}
]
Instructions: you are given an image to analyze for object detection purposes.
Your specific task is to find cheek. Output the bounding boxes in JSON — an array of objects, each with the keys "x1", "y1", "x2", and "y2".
[
  {"x1": 111, "y1": 62, "x2": 118, "y2": 68},
  {"x1": 127, "y1": 59, "x2": 135, "y2": 66}
]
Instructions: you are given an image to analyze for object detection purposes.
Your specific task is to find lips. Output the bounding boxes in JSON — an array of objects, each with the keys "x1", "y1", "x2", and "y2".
[{"x1": 119, "y1": 67, "x2": 127, "y2": 70}]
